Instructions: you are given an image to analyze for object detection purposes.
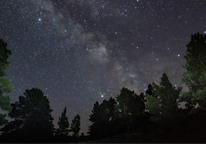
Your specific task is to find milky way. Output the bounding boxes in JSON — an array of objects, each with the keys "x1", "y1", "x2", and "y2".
[{"x1": 0, "y1": 0, "x2": 206, "y2": 133}]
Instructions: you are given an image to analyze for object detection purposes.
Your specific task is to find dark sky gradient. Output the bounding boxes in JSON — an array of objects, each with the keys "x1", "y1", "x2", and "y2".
[{"x1": 0, "y1": 0, "x2": 206, "y2": 134}]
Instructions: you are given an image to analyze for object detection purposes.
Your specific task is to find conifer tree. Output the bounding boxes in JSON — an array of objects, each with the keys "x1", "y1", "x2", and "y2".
[
  {"x1": 0, "y1": 39, "x2": 12, "y2": 126},
  {"x1": 146, "y1": 73, "x2": 181, "y2": 119},
  {"x1": 1, "y1": 88, "x2": 54, "y2": 138},
  {"x1": 116, "y1": 87, "x2": 145, "y2": 117},
  {"x1": 56, "y1": 107, "x2": 69, "y2": 136},
  {"x1": 181, "y1": 33, "x2": 206, "y2": 108},
  {"x1": 88, "y1": 98, "x2": 117, "y2": 137},
  {"x1": 115, "y1": 88, "x2": 146, "y2": 133},
  {"x1": 88, "y1": 101, "x2": 101, "y2": 137},
  {"x1": 70, "y1": 114, "x2": 80, "y2": 137}
]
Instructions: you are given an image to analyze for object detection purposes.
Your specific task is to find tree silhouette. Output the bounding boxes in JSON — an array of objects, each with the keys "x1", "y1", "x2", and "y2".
[
  {"x1": 181, "y1": 33, "x2": 206, "y2": 108},
  {"x1": 146, "y1": 73, "x2": 181, "y2": 120},
  {"x1": 146, "y1": 84, "x2": 153, "y2": 96},
  {"x1": 88, "y1": 101, "x2": 101, "y2": 137},
  {"x1": 115, "y1": 87, "x2": 146, "y2": 133},
  {"x1": 145, "y1": 90, "x2": 160, "y2": 120},
  {"x1": 0, "y1": 88, "x2": 54, "y2": 139},
  {"x1": 70, "y1": 114, "x2": 80, "y2": 137},
  {"x1": 88, "y1": 98, "x2": 116, "y2": 137},
  {"x1": 89, "y1": 101, "x2": 100, "y2": 124},
  {"x1": 56, "y1": 107, "x2": 69, "y2": 136},
  {"x1": 116, "y1": 88, "x2": 145, "y2": 119},
  {"x1": 0, "y1": 39, "x2": 12, "y2": 126}
]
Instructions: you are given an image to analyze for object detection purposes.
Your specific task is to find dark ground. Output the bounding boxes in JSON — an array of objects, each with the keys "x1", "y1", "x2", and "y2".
[
  {"x1": 88, "y1": 109, "x2": 206, "y2": 143},
  {"x1": 1, "y1": 109, "x2": 206, "y2": 143}
]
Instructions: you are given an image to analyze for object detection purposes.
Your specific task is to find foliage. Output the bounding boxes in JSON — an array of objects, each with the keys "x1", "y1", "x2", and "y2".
[
  {"x1": 146, "y1": 73, "x2": 181, "y2": 120},
  {"x1": 0, "y1": 39, "x2": 12, "y2": 126},
  {"x1": 0, "y1": 39, "x2": 11, "y2": 75},
  {"x1": 181, "y1": 33, "x2": 206, "y2": 107},
  {"x1": 116, "y1": 87, "x2": 145, "y2": 117},
  {"x1": 146, "y1": 84, "x2": 153, "y2": 96},
  {"x1": 70, "y1": 114, "x2": 81, "y2": 136},
  {"x1": 0, "y1": 88, "x2": 54, "y2": 138},
  {"x1": 145, "y1": 94, "x2": 160, "y2": 118},
  {"x1": 56, "y1": 107, "x2": 69, "y2": 136},
  {"x1": 88, "y1": 97, "x2": 116, "y2": 137},
  {"x1": 115, "y1": 88, "x2": 147, "y2": 133},
  {"x1": 89, "y1": 89, "x2": 147, "y2": 137}
]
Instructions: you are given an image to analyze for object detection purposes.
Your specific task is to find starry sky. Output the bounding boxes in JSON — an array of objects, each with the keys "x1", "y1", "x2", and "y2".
[{"x1": 0, "y1": 0, "x2": 206, "y2": 134}]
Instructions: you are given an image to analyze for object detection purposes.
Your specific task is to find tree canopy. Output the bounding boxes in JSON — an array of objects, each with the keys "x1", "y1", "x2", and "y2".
[
  {"x1": 146, "y1": 73, "x2": 181, "y2": 120},
  {"x1": 88, "y1": 89, "x2": 147, "y2": 137},
  {"x1": 116, "y1": 87, "x2": 145, "y2": 117},
  {"x1": 0, "y1": 88, "x2": 54, "y2": 138},
  {"x1": 88, "y1": 97, "x2": 116, "y2": 137},
  {"x1": 0, "y1": 39, "x2": 12, "y2": 126},
  {"x1": 181, "y1": 33, "x2": 206, "y2": 108}
]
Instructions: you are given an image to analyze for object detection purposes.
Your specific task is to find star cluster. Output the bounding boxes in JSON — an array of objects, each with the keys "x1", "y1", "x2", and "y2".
[{"x1": 0, "y1": 0, "x2": 206, "y2": 133}]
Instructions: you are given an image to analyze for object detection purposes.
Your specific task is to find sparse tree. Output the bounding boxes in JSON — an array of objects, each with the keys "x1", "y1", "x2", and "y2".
[
  {"x1": 70, "y1": 114, "x2": 80, "y2": 137},
  {"x1": 56, "y1": 107, "x2": 69, "y2": 136}
]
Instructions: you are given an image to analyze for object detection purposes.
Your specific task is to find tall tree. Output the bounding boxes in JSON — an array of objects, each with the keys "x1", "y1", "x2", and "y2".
[
  {"x1": 88, "y1": 98, "x2": 116, "y2": 137},
  {"x1": 1, "y1": 88, "x2": 54, "y2": 139},
  {"x1": 88, "y1": 101, "x2": 100, "y2": 137},
  {"x1": 56, "y1": 107, "x2": 69, "y2": 136},
  {"x1": 116, "y1": 87, "x2": 145, "y2": 117},
  {"x1": 70, "y1": 114, "x2": 80, "y2": 137},
  {"x1": 0, "y1": 39, "x2": 12, "y2": 126},
  {"x1": 181, "y1": 33, "x2": 206, "y2": 108},
  {"x1": 146, "y1": 73, "x2": 182, "y2": 120},
  {"x1": 115, "y1": 88, "x2": 146, "y2": 133}
]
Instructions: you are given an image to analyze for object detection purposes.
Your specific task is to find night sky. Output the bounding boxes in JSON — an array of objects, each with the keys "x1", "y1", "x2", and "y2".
[{"x1": 0, "y1": 0, "x2": 206, "y2": 134}]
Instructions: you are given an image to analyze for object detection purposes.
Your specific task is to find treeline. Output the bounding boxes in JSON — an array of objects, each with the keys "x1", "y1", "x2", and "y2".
[
  {"x1": 0, "y1": 33, "x2": 206, "y2": 142},
  {"x1": 0, "y1": 39, "x2": 81, "y2": 142},
  {"x1": 87, "y1": 33, "x2": 206, "y2": 142},
  {"x1": 88, "y1": 73, "x2": 181, "y2": 139}
]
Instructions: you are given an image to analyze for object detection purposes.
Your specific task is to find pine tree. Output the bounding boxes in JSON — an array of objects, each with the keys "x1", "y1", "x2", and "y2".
[
  {"x1": 88, "y1": 101, "x2": 101, "y2": 137},
  {"x1": 0, "y1": 39, "x2": 12, "y2": 126},
  {"x1": 115, "y1": 88, "x2": 146, "y2": 133},
  {"x1": 70, "y1": 114, "x2": 80, "y2": 137},
  {"x1": 181, "y1": 33, "x2": 206, "y2": 108},
  {"x1": 56, "y1": 107, "x2": 69, "y2": 136},
  {"x1": 116, "y1": 87, "x2": 145, "y2": 117},
  {"x1": 88, "y1": 98, "x2": 117, "y2": 137},
  {"x1": 89, "y1": 101, "x2": 100, "y2": 124},
  {"x1": 146, "y1": 73, "x2": 181, "y2": 120},
  {"x1": 1, "y1": 88, "x2": 54, "y2": 139}
]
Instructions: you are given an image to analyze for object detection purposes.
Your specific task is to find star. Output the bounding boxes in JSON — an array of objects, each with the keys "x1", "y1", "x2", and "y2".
[{"x1": 1, "y1": 0, "x2": 205, "y2": 135}]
